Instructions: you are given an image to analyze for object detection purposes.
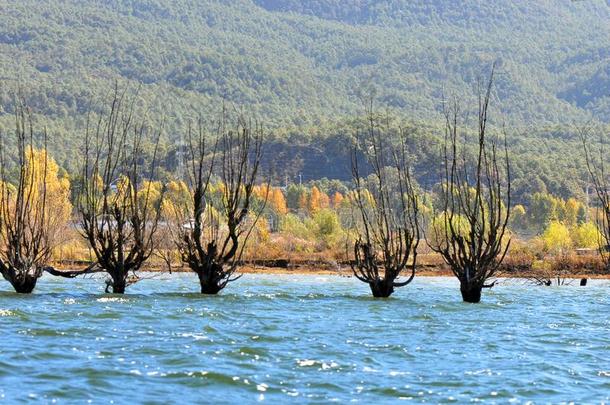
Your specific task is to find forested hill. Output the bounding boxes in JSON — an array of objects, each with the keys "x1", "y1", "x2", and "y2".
[
  {"x1": 0, "y1": 0, "x2": 608, "y2": 128},
  {"x1": 0, "y1": 0, "x2": 608, "y2": 200}
]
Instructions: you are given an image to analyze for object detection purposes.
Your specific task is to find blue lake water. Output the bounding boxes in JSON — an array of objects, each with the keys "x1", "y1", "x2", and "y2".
[{"x1": 1, "y1": 273, "x2": 609, "y2": 403}]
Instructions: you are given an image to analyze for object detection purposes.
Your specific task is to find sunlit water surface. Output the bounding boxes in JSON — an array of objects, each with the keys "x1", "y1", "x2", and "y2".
[{"x1": 1, "y1": 274, "x2": 609, "y2": 403}]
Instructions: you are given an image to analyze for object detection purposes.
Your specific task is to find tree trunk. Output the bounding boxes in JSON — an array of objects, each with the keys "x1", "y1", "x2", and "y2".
[
  {"x1": 197, "y1": 264, "x2": 223, "y2": 295},
  {"x1": 369, "y1": 279, "x2": 394, "y2": 298},
  {"x1": 198, "y1": 272, "x2": 222, "y2": 295},
  {"x1": 460, "y1": 282, "x2": 482, "y2": 303},
  {"x1": 198, "y1": 275, "x2": 222, "y2": 294},
  {"x1": 11, "y1": 275, "x2": 38, "y2": 294},
  {"x1": 200, "y1": 281, "x2": 222, "y2": 295},
  {"x1": 109, "y1": 274, "x2": 126, "y2": 294}
]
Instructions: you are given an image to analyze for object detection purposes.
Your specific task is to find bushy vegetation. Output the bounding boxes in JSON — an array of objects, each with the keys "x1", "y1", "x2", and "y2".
[{"x1": 30, "y1": 165, "x2": 604, "y2": 269}]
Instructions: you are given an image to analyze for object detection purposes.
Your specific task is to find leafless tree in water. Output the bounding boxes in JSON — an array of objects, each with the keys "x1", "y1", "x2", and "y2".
[
  {"x1": 69, "y1": 84, "x2": 164, "y2": 293},
  {"x1": 350, "y1": 103, "x2": 421, "y2": 298},
  {"x1": 168, "y1": 112, "x2": 267, "y2": 294},
  {"x1": 428, "y1": 67, "x2": 511, "y2": 303}
]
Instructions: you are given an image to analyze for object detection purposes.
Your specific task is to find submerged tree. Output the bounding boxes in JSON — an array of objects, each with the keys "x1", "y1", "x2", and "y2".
[
  {"x1": 0, "y1": 99, "x2": 72, "y2": 293},
  {"x1": 429, "y1": 68, "x2": 511, "y2": 303},
  {"x1": 350, "y1": 105, "x2": 421, "y2": 298},
  {"x1": 580, "y1": 125, "x2": 610, "y2": 270},
  {"x1": 76, "y1": 86, "x2": 164, "y2": 293},
  {"x1": 169, "y1": 113, "x2": 266, "y2": 294}
]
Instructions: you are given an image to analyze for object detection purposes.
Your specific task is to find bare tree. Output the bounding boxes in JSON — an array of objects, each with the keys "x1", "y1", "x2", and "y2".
[
  {"x1": 580, "y1": 125, "x2": 610, "y2": 271},
  {"x1": 170, "y1": 112, "x2": 266, "y2": 294},
  {"x1": 350, "y1": 104, "x2": 421, "y2": 298},
  {"x1": 0, "y1": 99, "x2": 55, "y2": 293},
  {"x1": 75, "y1": 85, "x2": 164, "y2": 293},
  {"x1": 429, "y1": 68, "x2": 511, "y2": 303}
]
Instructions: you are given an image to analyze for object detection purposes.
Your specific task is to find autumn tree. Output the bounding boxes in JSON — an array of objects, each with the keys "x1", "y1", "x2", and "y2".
[
  {"x1": 331, "y1": 191, "x2": 344, "y2": 208},
  {"x1": 428, "y1": 67, "x2": 511, "y2": 303},
  {"x1": 308, "y1": 186, "x2": 323, "y2": 213},
  {"x1": 169, "y1": 112, "x2": 266, "y2": 294},
  {"x1": 257, "y1": 186, "x2": 287, "y2": 232},
  {"x1": 270, "y1": 188, "x2": 288, "y2": 215},
  {"x1": 573, "y1": 222, "x2": 601, "y2": 249},
  {"x1": 542, "y1": 221, "x2": 572, "y2": 254},
  {"x1": 564, "y1": 198, "x2": 582, "y2": 227},
  {"x1": 254, "y1": 185, "x2": 286, "y2": 215},
  {"x1": 0, "y1": 99, "x2": 72, "y2": 293},
  {"x1": 351, "y1": 103, "x2": 421, "y2": 298}
]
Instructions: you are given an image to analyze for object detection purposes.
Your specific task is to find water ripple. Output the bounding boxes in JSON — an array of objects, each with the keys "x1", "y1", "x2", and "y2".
[{"x1": 0, "y1": 274, "x2": 609, "y2": 402}]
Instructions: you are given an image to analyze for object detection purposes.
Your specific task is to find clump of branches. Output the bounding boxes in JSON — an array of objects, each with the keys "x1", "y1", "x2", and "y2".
[
  {"x1": 75, "y1": 85, "x2": 164, "y2": 293},
  {"x1": 580, "y1": 125, "x2": 610, "y2": 271},
  {"x1": 526, "y1": 264, "x2": 572, "y2": 287},
  {"x1": 428, "y1": 67, "x2": 511, "y2": 303},
  {"x1": 350, "y1": 104, "x2": 421, "y2": 298},
  {"x1": 0, "y1": 99, "x2": 54, "y2": 293},
  {"x1": 169, "y1": 111, "x2": 266, "y2": 294}
]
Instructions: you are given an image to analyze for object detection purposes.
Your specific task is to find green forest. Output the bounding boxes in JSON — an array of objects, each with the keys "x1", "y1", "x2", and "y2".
[{"x1": 0, "y1": 0, "x2": 609, "y2": 202}]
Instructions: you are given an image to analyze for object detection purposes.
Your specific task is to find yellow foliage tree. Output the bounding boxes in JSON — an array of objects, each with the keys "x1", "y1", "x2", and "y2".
[
  {"x1": 331, "y1": 191, "x2": 344, "y2": 208},
  {"x1": 165, "y1": 180, "x2": 191, "y2": 208},
  {"x1": 542, "y1": 221, "x2": 572, "y2": 253},
  {"x1": 319, "y1": 190, "x2": 330, "y2": 210},
  {"x1": 307, "y1": 186, "x2": 330, "y2": 213},
  {"x1": 308, "y1": 186, "x2": 322, "y2": 213},
  {"x1": 138, "y1": 180, "x2": 164, "y2": 211},
  {"x1": 0, "y1": 145, "x2": 72, "y2": 292},
  {"x1": 24, "y1": 147, "x2": 72, "y2": 248},
  {"x1": 252, "y1": 184, "x2": 269, "y2": 201},
  {"x1": 270, "y1": 188, "x2": 288, "y2": 215},
  {"x1": 564, "y1": 198, "x2": 581, "y2": 227},
  {"x1": 161, "y1": 180, "x2": 190, "y2": 219},
  {"x1": 572, "y1": 222, "x2": 602, "y2": 249}
]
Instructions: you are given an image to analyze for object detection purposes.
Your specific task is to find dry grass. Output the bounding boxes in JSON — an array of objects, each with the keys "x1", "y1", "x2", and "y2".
[{"x1": 49, "y1": 232, "x2": 610, "y2": 278}]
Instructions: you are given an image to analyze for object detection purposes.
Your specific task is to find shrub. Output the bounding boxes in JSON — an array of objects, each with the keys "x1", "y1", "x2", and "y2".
[
  {"x1": 311, "y1": 209, "x2": 343, "y2": 249},
  {"x1": 280, "y1": 214, "x2": 313, "y2": 240}
]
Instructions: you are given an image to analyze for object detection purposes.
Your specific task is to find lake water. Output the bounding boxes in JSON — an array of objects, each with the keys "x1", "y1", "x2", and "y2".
[{"x1": 0, "y1": 274, "x2": 609, "y2": 403}]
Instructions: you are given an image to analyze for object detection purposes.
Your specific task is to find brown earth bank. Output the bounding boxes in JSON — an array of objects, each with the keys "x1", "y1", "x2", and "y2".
[{"x1": 50, "y1": 253, "x2": 610, "y2": 280}]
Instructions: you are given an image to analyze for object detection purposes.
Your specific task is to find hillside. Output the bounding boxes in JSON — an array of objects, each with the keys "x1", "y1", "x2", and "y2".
[{"x1": 0, "y1": 0, "x2": 608, "y2": 199}]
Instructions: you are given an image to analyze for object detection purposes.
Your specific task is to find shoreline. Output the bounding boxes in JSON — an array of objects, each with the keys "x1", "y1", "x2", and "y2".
[{"x1": 50, "y1": 260, "x2": 610, "y2": 280}]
